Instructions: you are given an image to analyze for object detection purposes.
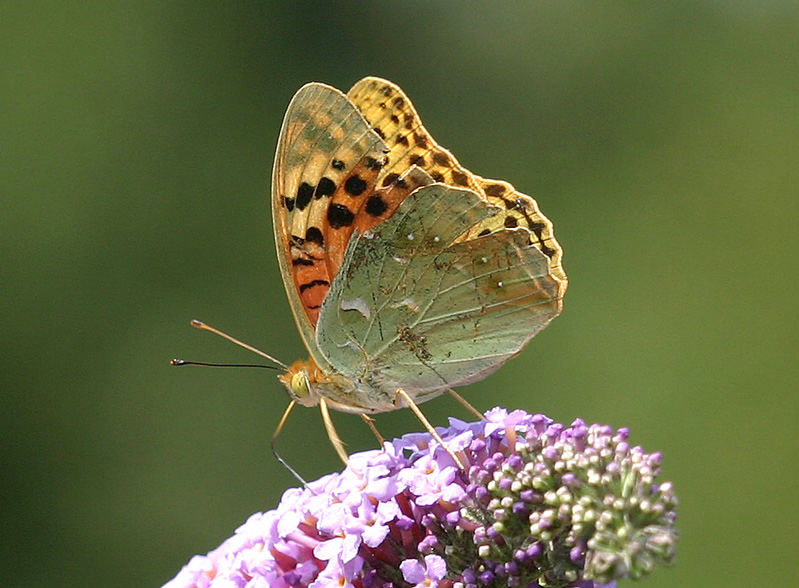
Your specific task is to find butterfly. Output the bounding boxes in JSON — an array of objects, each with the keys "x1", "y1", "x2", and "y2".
[{"x1": 265, "y1": 77, "x2": 567, "y2": 470}]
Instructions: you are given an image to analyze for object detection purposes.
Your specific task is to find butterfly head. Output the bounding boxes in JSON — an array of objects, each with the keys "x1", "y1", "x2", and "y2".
[{"x1": 278, "y1": 358, "x2": 321, "y2": 407}]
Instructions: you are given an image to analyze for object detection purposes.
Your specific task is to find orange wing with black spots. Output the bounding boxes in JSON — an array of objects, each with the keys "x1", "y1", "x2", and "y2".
[
  {"x1": 347, "y1": 77, "x2": 566, "y2": 289},
  {"x1": 272, "y1": 83, "x2": 384, "y2": 343},
  {"x1": 272, "y1": 82, "x2": 437, "y2": 361}
]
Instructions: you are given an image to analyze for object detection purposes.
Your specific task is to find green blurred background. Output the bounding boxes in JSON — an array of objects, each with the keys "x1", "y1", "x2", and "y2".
[{"x1": 2, "y1": 2, "x2": 796, "y2": 586}]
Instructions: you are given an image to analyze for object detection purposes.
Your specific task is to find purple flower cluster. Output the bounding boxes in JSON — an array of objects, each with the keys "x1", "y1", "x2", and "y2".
[{"x1": 164, "y1": 408, "x2": 677, "y2": 588}]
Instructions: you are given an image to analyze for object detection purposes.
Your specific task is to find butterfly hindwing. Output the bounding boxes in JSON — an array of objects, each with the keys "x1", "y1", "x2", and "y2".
[{"x1": 316, "y1": 184, "x2": 561, "y2": 402}]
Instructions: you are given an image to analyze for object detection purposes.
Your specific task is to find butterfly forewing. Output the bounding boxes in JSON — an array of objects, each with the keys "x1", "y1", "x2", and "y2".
[{"x1": 272, "y1": 82, "x2": 391, "y2": 367}]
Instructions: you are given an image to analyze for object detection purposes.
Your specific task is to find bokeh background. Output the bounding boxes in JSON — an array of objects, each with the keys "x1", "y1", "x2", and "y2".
[{"x1": 3, "y1": 2, "x2": 796, "y2": 586}]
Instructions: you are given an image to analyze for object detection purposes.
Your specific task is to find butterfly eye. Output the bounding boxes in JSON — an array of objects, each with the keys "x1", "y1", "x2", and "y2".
[{"x1": 290, "y1": 371, "x2": 311, "y2": 399}]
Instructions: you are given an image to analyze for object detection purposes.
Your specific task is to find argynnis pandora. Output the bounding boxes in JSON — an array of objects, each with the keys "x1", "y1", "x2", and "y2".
[{"x1": 270, "y1": 77, "x2": 567, "y2": 465}]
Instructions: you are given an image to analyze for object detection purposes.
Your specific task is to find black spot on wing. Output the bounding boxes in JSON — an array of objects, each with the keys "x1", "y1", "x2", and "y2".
[
  {"x1": 382, "y1": 172, "x2": 400, "y2": 187},
  {"x1": 314, "y1": 177, "x2": 336, "y2": 198},
  {"x1": 365, "y1": 195, "x2": 388, "y2": 217},
  {"x1": 283, "y1": 196, "x2": 295, "y2": 211},
  {"x1": 305, "y1": 226, "x2": 324, "y2": 245},
  {"x1": 299, "y1": 279, "x2": 329, "y2": 293},
  {"x1": 530, "y1": 221, "x2": 546, "y2": 237},
  {"x1": 364, "y1": 156, "x2": 384, "y2": 171},
  {"x1": 485, "y1": 184, "x2": 506, "y2": 197},
  {"x1": 328, "y1": 203, "x2": 355, "y2": 228},
  {"x1": 296, "y1": 182, "x2": 314, "y2": 210},
  {"x1": 432, "y1": 152, "x2": 451, "y2": 167},
  {"x1": 451, "y1": 170, "x2": 469, "y2": 186},
  {"x1": 332, "y1": 159, "x2": 345, "y2": 170},
  {"x1": 344, "y1": 175, "x2": 367, "y2": 196}
]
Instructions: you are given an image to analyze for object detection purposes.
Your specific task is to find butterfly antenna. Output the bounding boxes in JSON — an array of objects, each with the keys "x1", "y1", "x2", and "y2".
[
  {"x1": 188, "y1": 320, "x2": 289, "y2": 370},
  {"x1": 170, "y1": 359, "x2": 278, "y2": 370}
]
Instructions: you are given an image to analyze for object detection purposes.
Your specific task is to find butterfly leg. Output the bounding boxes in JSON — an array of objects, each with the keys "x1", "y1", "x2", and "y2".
[
  {"x1": 445, "y1": 388, "x2": 484, "y2": 420},
  {"x1": 394, "y1": 389, "x2": 465, "y2": 470},
  {"x1": 319, "y1": 397, "x2": 349, "y2": 465},
  {"x1": 359, "y1": 414, "x2": 386, "y2": 450},
  {"x1": 271, "y1": 400, "x2": 309, "y2": 486}
]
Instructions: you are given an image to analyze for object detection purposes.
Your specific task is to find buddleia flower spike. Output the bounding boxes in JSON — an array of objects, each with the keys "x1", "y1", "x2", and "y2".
[{"x1": 163, "y1": 408, "x2": 678, "y2": 587}]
